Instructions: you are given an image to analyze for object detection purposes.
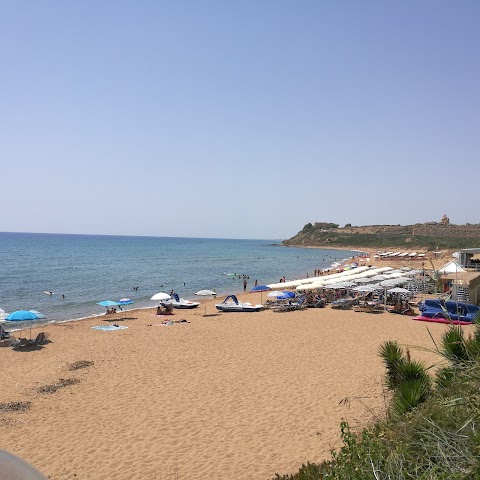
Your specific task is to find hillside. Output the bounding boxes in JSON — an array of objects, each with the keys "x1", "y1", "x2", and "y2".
[{"x1": 283, "y1": 220, "x2": 480, "y2": 251}]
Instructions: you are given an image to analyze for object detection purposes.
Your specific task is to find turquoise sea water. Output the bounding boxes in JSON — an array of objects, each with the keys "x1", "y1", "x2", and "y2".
[{"x1": 0, "y1": 232, "x2": 356, "y2": 328}]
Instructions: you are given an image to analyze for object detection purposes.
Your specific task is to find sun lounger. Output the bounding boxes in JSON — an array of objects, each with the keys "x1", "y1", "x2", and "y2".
[
  {"x1": 11, "y1": 332, "x2": 50, "y2": 348},
  {"x1": 32, "y1": 332, "x2": 49, "y2": 345},
  {"x1": 8, "y1": 335, "x2": 20, "y2": 347},
  {"x1": 272, "y1": 301, "x2": 306, "y2": 312},
  {"x1": 353, "y1": 303, "x2": 384, "y2": 314},
  {"x1": 0, "y1": 325, "x2": 10, "y2": 340},
  {"x1": 331, "y1": 298, "x2": 356, "y2": 310}
]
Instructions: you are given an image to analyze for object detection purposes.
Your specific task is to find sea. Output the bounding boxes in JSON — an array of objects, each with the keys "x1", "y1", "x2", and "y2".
[{"x1": 0, "y1": 232, "x2": 357, "y2": 329}]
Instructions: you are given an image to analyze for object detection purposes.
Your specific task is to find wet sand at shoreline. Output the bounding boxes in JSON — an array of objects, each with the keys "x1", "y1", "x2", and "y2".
[{"x1": 0, "y1": 288, "x2": 457, "y2": 480}]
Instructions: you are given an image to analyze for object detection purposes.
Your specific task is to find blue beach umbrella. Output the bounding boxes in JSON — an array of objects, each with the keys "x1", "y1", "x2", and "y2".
[
  {"x1": 5, "y1": 310, "x2": 40, "y2": 322},
  {"x1": 96, "y1": 300, "x2": 121, "y2": 316},
  {"x1": 282, "y1": 291, "x2": 296, "y2": 298},
  {"x1": 250, "y1": 285, "x2": 271, "y2": 293},
  {"x1": 96, "y1": 300, "x2": 120, "y2": 308},
  {"x1": 118, "y1": 298, "x2": 134, "y2": 307},
  {"x1": 118, "y1": 298, "x2": 134, "y2": 319},
  {"x1": 250, "y1": 285, "x2": 271, "y2": 303}
]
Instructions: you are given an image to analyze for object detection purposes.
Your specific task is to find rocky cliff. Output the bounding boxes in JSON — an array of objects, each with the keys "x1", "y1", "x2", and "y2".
[{"x1": 283, "y1": 221, "x2": 480, "y2": 250}]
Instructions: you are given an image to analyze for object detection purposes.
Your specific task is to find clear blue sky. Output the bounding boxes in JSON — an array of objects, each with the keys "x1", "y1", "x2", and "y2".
[{"x1": 1, "y1": 1, "x2": 479, "y2": 239}]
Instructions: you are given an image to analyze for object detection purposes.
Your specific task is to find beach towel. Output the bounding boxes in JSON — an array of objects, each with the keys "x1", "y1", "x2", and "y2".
[
  {"x1": 91, "y1": 325, "x2": 128, "y2": 331},
  {"x1": 147, "y1": 320, "x2": 190, "y2": 327}
]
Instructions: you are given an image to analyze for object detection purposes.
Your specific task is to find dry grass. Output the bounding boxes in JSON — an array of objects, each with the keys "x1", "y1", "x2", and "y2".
[
  {"x1": 37, "y1": 378, "x2": 80, "y2": 394},
  {"x1": 0, "y1": 401, "x2": 32, "y2": 413},
  {"x1": 67, "y1": 360, "x2": 94, "y2": 371}
]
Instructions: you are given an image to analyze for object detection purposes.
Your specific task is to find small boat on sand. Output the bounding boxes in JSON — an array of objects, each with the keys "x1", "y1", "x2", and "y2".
[
  {"x1": 162, "y1": 293, "x2": 200, "y2": 309},
  {"x1": 418, "y1": 299, "x2": 480, "y2": 322},
  {"x1": 215, "y1": 295, "x2": 263, "y2": 312}
]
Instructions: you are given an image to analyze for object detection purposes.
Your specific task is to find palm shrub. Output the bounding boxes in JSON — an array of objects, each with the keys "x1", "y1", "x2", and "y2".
[
  {"x1": 441, "y1": 326, "x2": 469, "y2": 363},
  {"x1": 465, "y1": 314, "x2": 480, "y2": 358},
  {"x1": 379, "y1": 341, "x2": 431, "y2": 415},
  {"x1": 379, "y1": 340, "x2": 405, "y2": 390},
  {"x1": 392, "y1": 377, "x2": 431, "y2": 416}
]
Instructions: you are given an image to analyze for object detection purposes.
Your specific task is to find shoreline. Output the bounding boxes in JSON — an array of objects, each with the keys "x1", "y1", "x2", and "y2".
[
  {"x1": 3, "y1": 246, "x2": 360, "y2": 333},
  {"x1": 3, "y1": 242, "x2": 449, "y2": 334}
]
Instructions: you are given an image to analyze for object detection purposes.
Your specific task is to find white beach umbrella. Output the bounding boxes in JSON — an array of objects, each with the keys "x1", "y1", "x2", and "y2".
[
  {"x1": 267, "y1": 291, "x2": 289, "y2": 298},
  {"x1": 195, "y1": 290, "x2": 216, "y2": 296},
  {"x1": 296, "y1": 282, "x2": 324, "y2": 291},
  {"x1": 370, "y1": 275, "x2": 388, "y2": 281},
  {"x1": 387, "y1": 287, "x2": 410, "y2": 294},
  {"x1": 354, "y1": 278, "x2": 375, "y2": 284},
  {"x1": 195, "y1": 290, "x2": 217, "y2": 315},
  {"x1": 352, "y1": 284, "x2": 384, "y2": 292},
  {"x1": 150, "y1": 292, "x2": 171, "y2": 302},
  {"x1": 324, "y1": 282, "x2": 355, "y2": 289}
]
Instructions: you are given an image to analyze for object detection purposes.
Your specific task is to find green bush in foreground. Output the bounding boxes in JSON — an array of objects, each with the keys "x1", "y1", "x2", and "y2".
[{"x1": 273, "y1": 322, "x2": 480, "y2": 480}]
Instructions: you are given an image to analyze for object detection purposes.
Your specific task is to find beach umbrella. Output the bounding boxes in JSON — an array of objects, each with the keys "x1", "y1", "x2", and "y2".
[
  {"x1": 354, "y1": 278, "x2": 374, "y2": 284},
  {"x1": 352, "y1": 285, "x2": 382, "y2": 293},
  {"x1": 380, "y1": 278, "x2": 410, "y2": 287},
  {"x1": 96, "y1": 300, "x2": 121, "y2": 316},
  {"x1": 324, "y1": 282, "x2": 354, "y2": 290},
  {"x1": 250, "y1": 285, "x2": 271, "y2": 302},
  {"x1": 370, "y1": 275, "x2": 388, "y2": 281},
  {"x1": 250, "y1": 285, "x2": 270, "y2": 292},
  {"x1": 96, "y1": 300, "x2": 120, "y2": 308},
  {"x1": 267, "y1": 291, "x2": 288, "y2": 298},
  {"x1": 5, "y1": 310, "x2": 44, "y2": 338},
  {"x1": 150, "y1": 292, "x2": 171, "y2": 302},
  {"x1": 195, "y1": 290, "x2": 217, "y2": 296},
  {"x1": 118, "y1": 298, "x2": 134, "y2": 307},
  {"x1": 5, "y1": 310, "x2": 40, "y2": 322},
  {"x1": 387, "y1": 287, "x2": 410, "y2": 294},
  {"x1": 118, "y1": 298, "x2": 134, "y2": 320},
  {"x1": 282, "y1": 291, "x2": 296, "y2": 298},
  {"x1": 195, "y1": 290, "x2": 217, "y2": 315}
]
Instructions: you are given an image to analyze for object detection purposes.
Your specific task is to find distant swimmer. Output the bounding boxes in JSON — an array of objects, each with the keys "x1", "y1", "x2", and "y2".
[{"x1": 43, "y1": 291, "x2": 54, "y2": 295}]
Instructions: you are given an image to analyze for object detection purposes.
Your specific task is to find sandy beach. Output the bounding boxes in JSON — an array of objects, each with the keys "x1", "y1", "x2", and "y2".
[{"x1": 0, "y1": 282, "x2": 459, "y2": 480}]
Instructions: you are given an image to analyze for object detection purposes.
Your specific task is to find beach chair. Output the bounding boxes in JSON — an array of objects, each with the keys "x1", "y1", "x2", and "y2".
[
  {"x1": 0, "y1": 325, "x2": 10, "y2": 340},
  {"x1": 11, "y1": 332, "x2": 50, "y2": 348},
  {"x1": 8, "y1": 335, "x2": 20, "y2": 347},
  {"x1": 353, "y1": 302, "x2": 384, "y2": 314},
  {"x1": 18, "y1": 337, "x2": 32, "y2": 347},
  {"x1": 32, "y1": 332, "x2": 49, "y2": 345},
  {"x1": 331, "y1": 298, "x2": 355, "y2": 310}
]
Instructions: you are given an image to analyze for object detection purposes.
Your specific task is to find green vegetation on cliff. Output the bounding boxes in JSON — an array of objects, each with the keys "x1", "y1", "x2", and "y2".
[{"x1": 284, "y1": 222, "x2": 480, "y2": 250}]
